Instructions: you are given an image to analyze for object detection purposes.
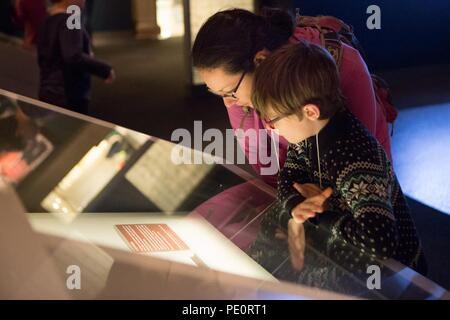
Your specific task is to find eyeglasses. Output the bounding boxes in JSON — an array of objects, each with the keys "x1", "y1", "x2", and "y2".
[
  {"x1": 262, "y1": 113, "x2": 293, "y2": 129},
  {"x1": 208, "y1": 71, "x2": 246, "y2": 101}
]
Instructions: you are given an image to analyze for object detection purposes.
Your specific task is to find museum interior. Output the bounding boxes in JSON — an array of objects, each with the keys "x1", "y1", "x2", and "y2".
[{"x1": 0, "y1": 0, "x2": 449, "y2": 300}]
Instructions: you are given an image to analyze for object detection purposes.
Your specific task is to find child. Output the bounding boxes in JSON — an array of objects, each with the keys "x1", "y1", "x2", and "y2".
[
  {"x1": 37, "y1": 0, "x2": 115, "y2": 115},
  {"x1": 250, "y1": 42, "x2": 427, "y2": 281}
]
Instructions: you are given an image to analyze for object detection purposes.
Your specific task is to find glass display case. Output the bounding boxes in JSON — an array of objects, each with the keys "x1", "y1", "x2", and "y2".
[{"x1": 0, "y1": 88, "x2": 448, "y2": 300}]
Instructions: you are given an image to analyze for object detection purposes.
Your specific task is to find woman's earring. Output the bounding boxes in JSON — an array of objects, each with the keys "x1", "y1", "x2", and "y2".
[
  {"x1": 254, "y1": 50, "x2": 269, "y2": 67},
  {"x1": 254, "y1": 57, "x2": 264, "y2": 67}
]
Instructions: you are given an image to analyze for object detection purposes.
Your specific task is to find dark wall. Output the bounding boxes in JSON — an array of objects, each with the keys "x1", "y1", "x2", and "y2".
[
  {"x1": 90, "y1": 0, "x2": 134, "y2": 32},
  {"x1": 293, "y1": 0, "x2": 450, "y2": 71},
  {"x1": 0, "y1": 0, "x2": 134, "y2": 35},
  {"x1": 257, "y1": 0, "x2": 295, "y2": 10},
  {"x1": 0, "y1": 0, "x2": 21, "y2": 36}
]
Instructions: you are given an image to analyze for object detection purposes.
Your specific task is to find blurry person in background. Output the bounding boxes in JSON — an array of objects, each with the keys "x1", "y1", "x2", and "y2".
[
  {"x1": 83, "y1": 0, "x2": 95, "y2": 38},
  {"x1": 37, "y1": 0, "x2": 115, "y2": 115},
  {"x1": 14, "y1": 0, "x2": 47, "y2": 50}
]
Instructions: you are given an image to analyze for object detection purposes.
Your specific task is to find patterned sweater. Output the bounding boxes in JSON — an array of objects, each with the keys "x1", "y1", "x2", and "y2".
[{"x1": 270, "y1": 109, "x2": 426, "y2": 274}]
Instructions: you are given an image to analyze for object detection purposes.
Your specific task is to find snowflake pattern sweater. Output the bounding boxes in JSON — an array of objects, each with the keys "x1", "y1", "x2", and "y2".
[{"x1": 268, "y1": 108, "x2": 426, "y2": 274}]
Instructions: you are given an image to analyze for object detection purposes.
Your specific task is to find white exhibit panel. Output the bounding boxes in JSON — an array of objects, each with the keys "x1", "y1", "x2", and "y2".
[{"x1": 28, "y1": 212, "x2": 277, "y2": 283}]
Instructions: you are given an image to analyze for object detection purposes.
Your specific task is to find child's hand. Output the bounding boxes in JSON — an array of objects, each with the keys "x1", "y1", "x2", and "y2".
[
  {"x1": 291, "y1": 187, "x2": 333, "y2": 223},
  {"x1": 288, "y1": 219, "x2": 305, "y2": 271},
  {"x1": 275, "y1": 219, "x2": 306, "y2": 271},
  {"x1": 293, "y1": 182, "x2": 332, "y2": 211},
  {"x1": 276, "y1": 220, "x2": 305, "y2": 271},
  {"x1": 293, "y1": 183, "x2": 323, "y2": 198}
]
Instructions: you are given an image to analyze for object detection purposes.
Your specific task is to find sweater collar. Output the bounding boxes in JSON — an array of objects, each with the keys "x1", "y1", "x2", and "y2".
[{"x1": 292, "y1": 109, "x2": 349, "y2": 154}]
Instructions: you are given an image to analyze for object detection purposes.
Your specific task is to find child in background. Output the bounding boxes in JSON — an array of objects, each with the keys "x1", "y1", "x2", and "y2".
[{"x1": 37, "y1": 0, "x2": 115, "y2": 115}]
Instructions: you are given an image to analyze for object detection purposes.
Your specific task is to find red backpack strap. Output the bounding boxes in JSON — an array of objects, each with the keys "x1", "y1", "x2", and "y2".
[
  {"x1": 296, "y1": 13, "x2": 366, "y2": 59},
  {"x1": 296, "y1": 15, "x2": 346, "y2": 67},
  {"x1": 297, "y1": 15, "x2": 350, "y2": 33},
  {"x1": 372, "y1": 75, "x2": 399, "y2": 125},
  {"x1": 322, "y1": 32, "x2": 344, "y2": 67},
  {"x1": 296, "y1": 12, "x2": 399, "y2": 131}
]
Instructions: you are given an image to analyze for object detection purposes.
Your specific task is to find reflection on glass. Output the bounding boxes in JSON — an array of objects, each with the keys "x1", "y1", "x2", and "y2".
[
  {"x1": 0, "y1": 88, "x2": 448, "y2": 300},
  {"x1": 41, "y1": 128, "x2": 147, "y2": 222},
  {"x1": 0, "y1": 96, "x2": 53, "y2": 184},
  {"x1": 126, "y1": 140, "x2": 215, "y2": 213}
]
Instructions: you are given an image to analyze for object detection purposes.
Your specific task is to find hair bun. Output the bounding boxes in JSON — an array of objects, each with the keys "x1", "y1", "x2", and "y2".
[{"x1": 259, "y1": 7, "x2": 295, "y2": 43}]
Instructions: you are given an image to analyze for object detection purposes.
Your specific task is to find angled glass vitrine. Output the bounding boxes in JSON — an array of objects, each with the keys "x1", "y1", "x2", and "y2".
[{"x1": 0, "y1": 88, "x2": 448, "y2": 300}]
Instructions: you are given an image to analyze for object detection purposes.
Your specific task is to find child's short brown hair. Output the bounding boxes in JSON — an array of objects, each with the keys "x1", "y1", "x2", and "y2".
[{"x1": 252, "y1": 41, "x2": 345, "y2": 120}]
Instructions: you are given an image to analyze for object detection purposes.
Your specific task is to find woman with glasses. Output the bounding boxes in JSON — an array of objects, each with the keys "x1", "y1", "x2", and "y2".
[
  {"x1": 192, "y1": 8, "x2": 392, "y2": 188},
  {"x1": 190, "y1": 8, "x2": 392, "y2": 255}
]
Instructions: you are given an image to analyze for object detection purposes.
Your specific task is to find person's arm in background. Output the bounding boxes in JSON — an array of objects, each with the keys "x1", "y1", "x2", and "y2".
[
  {"x1": 14, "y1": 0, "x2": 25, "y2": 25},
  {"x1": 226, "y1": 104, "x2": 287, "y2": 188},
  {"x1": 340, "y1": 46, "x2": 377, "y2": 136},
  {"x1": 59, "y1": 26, "x2": 112, "y2": 80}
]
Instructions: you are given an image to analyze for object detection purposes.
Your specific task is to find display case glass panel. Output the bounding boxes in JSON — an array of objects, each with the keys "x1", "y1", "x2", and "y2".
[{"x1": 0, "y1": 89, "x2": 448, "y2": 300}]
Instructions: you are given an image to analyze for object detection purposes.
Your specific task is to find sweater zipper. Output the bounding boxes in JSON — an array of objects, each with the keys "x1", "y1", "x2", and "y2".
[
  {"x1": 305, "y1": 137, "x2": 322, "y2": 188},
  {"x1": 315, "y1": 133, "x2": 323, "y2": 189}
]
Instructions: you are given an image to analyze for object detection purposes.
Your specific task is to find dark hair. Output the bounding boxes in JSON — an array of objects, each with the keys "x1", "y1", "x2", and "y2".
[
  {"x1": 192, "y1": 7, "x2": 294, "y2": 74},
  {"x1": 0, "y1": 116, "x2": 26, "y2": 153},
  {"x1": 252, "y1": 41, "x2": 345, "y2": 120}
]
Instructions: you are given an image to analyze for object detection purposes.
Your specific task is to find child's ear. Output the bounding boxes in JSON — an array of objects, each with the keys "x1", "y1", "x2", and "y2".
[
  {"x1": 303, "y1": 104, "x2": 321, "y2": 120},
  {"x1": 253, "y1": 49, "x2": 271, "y2": 67}
]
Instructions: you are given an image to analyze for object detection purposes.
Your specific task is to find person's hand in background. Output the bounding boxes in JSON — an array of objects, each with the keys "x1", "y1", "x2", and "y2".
[{"x1": 105, "y1": 69, "x2": 116, "y2": 84}]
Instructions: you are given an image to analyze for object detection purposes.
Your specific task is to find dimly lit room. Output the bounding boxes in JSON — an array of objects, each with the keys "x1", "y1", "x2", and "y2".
[{"x1": 0, "y1": 0, "x2": 449, "y2": 304}]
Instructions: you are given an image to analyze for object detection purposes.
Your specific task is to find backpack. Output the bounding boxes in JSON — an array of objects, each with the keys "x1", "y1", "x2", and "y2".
[{"x1": 295, "y1": 13, "x2": 398, "y2": 131}]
